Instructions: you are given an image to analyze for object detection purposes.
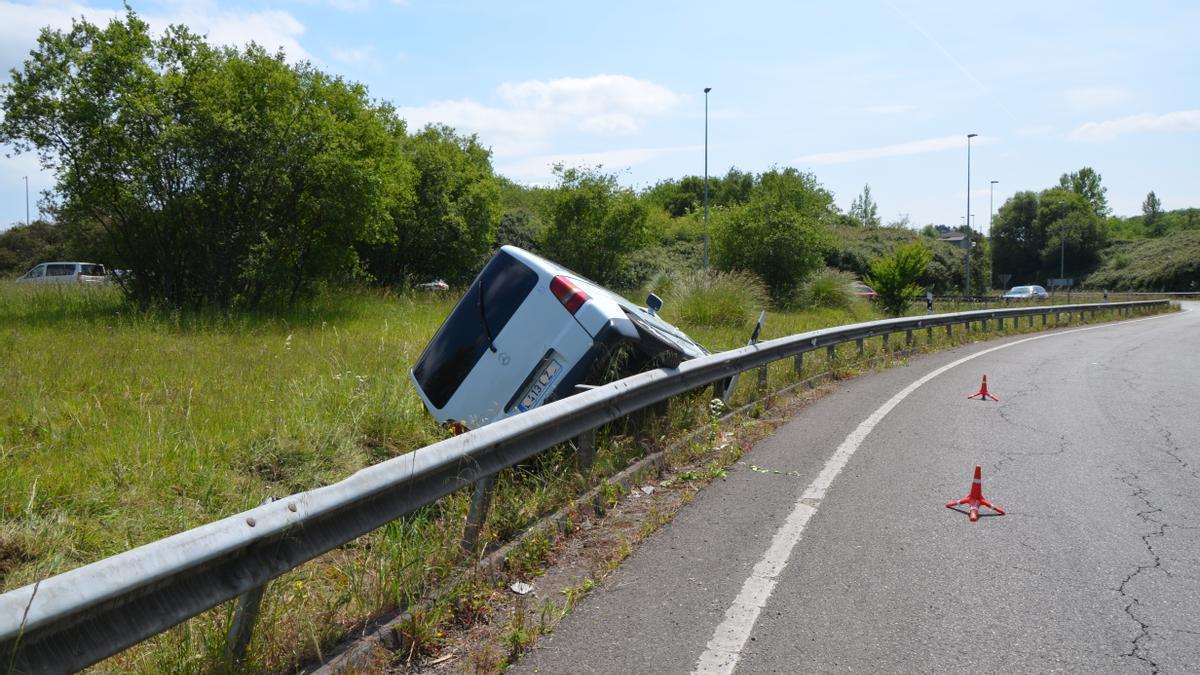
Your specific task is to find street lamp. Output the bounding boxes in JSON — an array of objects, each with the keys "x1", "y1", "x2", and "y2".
[
  {"x1": 988, "y1": 180, "x2": 998, "y2": 236},
  {"x1": 965, "y1": 133, "x2": 977, "y2": 297},
  {"x1": 24, "y1": 176, "x2": 30, "y2": 225},
  {"x1": 703, "y1": 87, "x2": 712, "y2": 272}
]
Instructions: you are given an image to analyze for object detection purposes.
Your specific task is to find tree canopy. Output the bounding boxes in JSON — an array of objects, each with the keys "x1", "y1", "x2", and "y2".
[{"x1": 0, "y1": 10, "x2": 410, "y2": 306}]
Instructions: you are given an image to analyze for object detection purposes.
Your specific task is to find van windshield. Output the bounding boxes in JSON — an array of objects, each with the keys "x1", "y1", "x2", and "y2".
[{"x1": 412, "y1": 250, "x2": 538, "y2": 409}]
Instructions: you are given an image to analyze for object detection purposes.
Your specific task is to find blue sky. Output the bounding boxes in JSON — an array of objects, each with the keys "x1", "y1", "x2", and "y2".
[{"x1": 2, "y1": 0, "x2": 1198, "y2": 234}]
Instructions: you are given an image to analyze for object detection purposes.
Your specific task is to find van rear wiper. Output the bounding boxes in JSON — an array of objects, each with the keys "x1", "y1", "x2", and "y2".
[{"x1": 478, "y1": 278, "x2": 499, "y2": 353}]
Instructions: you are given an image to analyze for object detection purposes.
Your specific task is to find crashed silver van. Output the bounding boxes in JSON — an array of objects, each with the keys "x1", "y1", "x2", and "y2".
[{"x1": 410, "y1": 246, "x2": 707, "y2": 431}]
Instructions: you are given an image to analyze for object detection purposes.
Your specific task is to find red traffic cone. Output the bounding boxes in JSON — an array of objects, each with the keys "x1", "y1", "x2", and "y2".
[
  {"x1": 967, "y1": 374, "x2": 999, "y2": 401},
  {"x1": 945, "y1": 465, "x2": 1005, "y2": 521}
]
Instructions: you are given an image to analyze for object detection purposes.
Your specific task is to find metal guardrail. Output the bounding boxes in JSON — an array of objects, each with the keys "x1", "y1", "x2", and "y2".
[{"x1": 0, "y1": 300, "x2": 1169, "y2": 673}]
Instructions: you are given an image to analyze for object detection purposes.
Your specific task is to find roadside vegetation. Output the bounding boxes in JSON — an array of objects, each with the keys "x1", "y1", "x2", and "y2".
[{"x1": 0, "y1": 7, "x2": 1191, "y2": 674}]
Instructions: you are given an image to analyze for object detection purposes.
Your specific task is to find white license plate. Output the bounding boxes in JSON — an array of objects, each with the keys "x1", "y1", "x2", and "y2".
[{"x1": 517, "y1": 356, "x2": 565, "y2": 412}]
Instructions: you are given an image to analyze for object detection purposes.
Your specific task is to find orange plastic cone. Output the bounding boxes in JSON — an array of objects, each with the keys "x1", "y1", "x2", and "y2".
[
  {"x1": 945, "y1": 465, "x2": 1005, "y2": 521},
  {"x1": 967, "y1": 374, "x2": 999, "y2": 401}
]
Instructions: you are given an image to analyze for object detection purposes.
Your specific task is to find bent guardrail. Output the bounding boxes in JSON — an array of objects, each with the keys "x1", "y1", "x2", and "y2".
[{"x1": 0, "y1": 300, "x2": 1169, "y2": 673}]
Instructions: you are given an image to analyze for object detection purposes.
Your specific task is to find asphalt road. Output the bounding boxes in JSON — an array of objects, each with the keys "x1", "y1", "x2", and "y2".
[{"x1": 517, "y1": 303, "x2": 1200, "y2": 674}]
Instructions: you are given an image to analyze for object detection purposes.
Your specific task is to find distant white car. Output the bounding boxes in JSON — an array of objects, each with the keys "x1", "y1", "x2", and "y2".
[
  {"x1": 1002, "y1": 285, "x2": 1048, "y2": 301},
  {"x1": 16, "y1": 262, "x2": 108, "y2": 284},
  {"x1": 410, "y1": 246, "x2": 708, "y2": 431}
]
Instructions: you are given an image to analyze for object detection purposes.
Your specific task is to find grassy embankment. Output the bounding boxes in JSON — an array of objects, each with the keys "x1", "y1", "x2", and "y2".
[{"x1": 0, "y1": 282, "x2": 1164, "y2": 671}]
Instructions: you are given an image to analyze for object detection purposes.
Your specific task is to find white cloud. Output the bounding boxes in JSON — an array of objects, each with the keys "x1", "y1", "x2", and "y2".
[
  {"x1": 0, "y1": 0, "x2": 309, "y2": 77},
  {"x1": 0, "y1": 1, "x2": 120, "y2": 72},
  {"x1": 863, "y1": 104, "x2": 915, "y2": 114},
  {"x1": 1069, "y1": 110, "x2": 1200, "y2": 142},
  {"x1": 330, "y1": 45, "x2": 377, "y2": 66},
  {"x1": 794, "y1": 135, "x2": 986, "y2": 166},
  {"x1": 498, "y1": 145, "x2": 698, "y2": 182},
  {"x1": 1065, "y1": 86, "x2": 1129, "y2": 109},
  {"x1": 397, "y1": 75, "x2": 687, "y2": 157}
]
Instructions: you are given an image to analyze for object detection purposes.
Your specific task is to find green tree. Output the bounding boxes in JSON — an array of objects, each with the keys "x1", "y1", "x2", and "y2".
[
  {"x1": 1058, "y1": 167, "x2": 1110, "y2": 216},
  {"x1": 541, "y1": 165, "x2": 649, "y2": 286},
  {"x1": 990, "y1": 191, "x2": 1043, "y2": 284},
  {"x1": 369, "y1": 124, "x2": 500, "y2": 285},
  {"x1": 864, "y1": 243, "x2": 932, "y2": 316},
  {"x1": 848, "y1": 184, "x2": 880, "y2": 227},
  {"x1": 0, "y1": 10, "x2": 403, "y2": 306},
  {"x1": 712, "y1": 168, "x2": 833, "y2": 302},
  {"x1": 1037, "y1": 187, "x2": 1105, "y2": 278},
  {"x1": 1142, "y1": 190, "x2": 1164, "y2": 237}
]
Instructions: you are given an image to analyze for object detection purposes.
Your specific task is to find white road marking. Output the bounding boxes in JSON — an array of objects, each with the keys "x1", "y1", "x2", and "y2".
[{"x1": 693, "y1": 309, "x2": 1186, "y2": 674}]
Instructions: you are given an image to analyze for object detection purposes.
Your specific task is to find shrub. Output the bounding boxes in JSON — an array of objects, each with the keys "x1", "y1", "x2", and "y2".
[
  {"x1": 664, "y1": 270, "x2": 769, "y2": 328},
  {"x1": 798, "y1": 268, "x2": 857, "y2": 309},
  {"x1": 865, "y1": 243, "x2": 932, "y2": 316}
]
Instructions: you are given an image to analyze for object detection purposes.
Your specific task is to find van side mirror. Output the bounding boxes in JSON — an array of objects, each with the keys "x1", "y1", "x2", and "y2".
[{"x1": 646, "y1": 293, "x2": 663, "y2": 315}]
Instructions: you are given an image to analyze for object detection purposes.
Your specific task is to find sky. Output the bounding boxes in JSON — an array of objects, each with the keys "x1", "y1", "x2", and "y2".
[{"x1": 1, "y1": 0, "x2": 1198, "y2": 233}]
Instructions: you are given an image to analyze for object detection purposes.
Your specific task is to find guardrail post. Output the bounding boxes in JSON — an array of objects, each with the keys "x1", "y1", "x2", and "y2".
[
  {"x1": 856, "y1": 338, "x2": 864, "y2": 356},
  {"x1": 826, "y1": 344, "x2": 836, "y2": 366},
  {"x1": 756, "y1": 363, "x2": 769, "y2": 396},
  {"x1": 224, "y1": 583, "x2": 266, "y2": 669},
  {"x1": 460, "y1": 475, "x2": 496, "y2": 558},
  {"x1": 1041, "y1": 313, "x2": 1047, "y2": 326},
  {"x1": 982, "y1": 318, "x2": 989, "y2": 332},
  {"x1": 882, "y1": 333, "x2": 890, "y2": 353},
  {"x1": 793, "y1": 352, "x2": 803, "y2": 377},
  {"x1": 575, "y1": 427, "x2": 597, "y2": 472},
  {"x1": 223, "y1": 496, "x2": 275, "y2": 668},
  {"x1": 905, "y1": 329, "x2": 913, "y2": 348},
  {"x1": 945, "y1": 324, "x2": 952, "y2": 339}
]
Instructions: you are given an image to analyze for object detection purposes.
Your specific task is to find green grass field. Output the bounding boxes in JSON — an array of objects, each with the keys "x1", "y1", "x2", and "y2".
[{"x1": 0, "y1": 282, "x2": 1160, "y2": 671}]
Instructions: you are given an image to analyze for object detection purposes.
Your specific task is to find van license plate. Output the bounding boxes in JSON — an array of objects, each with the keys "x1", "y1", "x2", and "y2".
[{"x1": 517, "y1": 357, "x2": 564, "y2": 412}]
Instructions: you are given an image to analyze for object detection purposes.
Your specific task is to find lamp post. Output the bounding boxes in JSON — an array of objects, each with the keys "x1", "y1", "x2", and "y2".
[
  {"x1": 988, "y1": 180, "x2": 998, "y2": 235},
  {"x1": 965, "y1": 133, "x2": 977, "y2": 297},
  {"x1": 703, "y1": 86, "x2": 712, "y2": 272},
  {"x1": 24, "y1": 176, "x2": 30, "y2": 225}
]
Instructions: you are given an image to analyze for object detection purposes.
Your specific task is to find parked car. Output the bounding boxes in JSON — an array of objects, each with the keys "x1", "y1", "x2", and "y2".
[
  {"x1": 1002, "y1": 285, "x2": 1049, "y2": 301},
  {"x1": 15, "y1": 262, "x2": 108, "y2": 284},
  {"x1": 415, "y1": 279, "x2": 449, "y2": 292},
  {"x1": 410, "y1": 246, "x2": 709, "y2": 431},
  {"x1": 849, "y1": 281, "x2": 877, "y2": 299}
]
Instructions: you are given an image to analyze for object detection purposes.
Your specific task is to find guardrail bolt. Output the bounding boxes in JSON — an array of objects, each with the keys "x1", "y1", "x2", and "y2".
[{"x1": 460, "y1": 475, "x2": 497, "y2": 558}]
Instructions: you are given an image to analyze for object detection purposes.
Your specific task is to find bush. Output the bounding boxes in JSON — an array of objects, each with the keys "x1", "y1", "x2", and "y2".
[
  {"x1": 798, "y1": 268, "x2": 857, "y2": 309},
  {"x1": 664, "y1": 270, "x2": 769, "y2": 328},
  {"x1": 865, "y1": 243, "x2": 932, "y2": 316}
]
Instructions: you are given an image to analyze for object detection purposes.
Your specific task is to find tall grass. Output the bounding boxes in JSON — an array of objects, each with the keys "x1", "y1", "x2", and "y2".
[
  {"x1": 660, "y1": 270, "x2": 770, "y2": 328},
  {"x1": 797, "y1": 268, "x2": 858, "y2": 310},
  {"x1": 0, "y1": 280, "x2": 885, "y2": 672}
]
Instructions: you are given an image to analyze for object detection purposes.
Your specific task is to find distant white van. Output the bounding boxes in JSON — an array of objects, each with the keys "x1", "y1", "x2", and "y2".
[
  {"x1": 410, "y1": 246, "x2": 708, "y2": 431},
  {"x1": 16, "y1": 262, "x2": 108, "y2": 284}
]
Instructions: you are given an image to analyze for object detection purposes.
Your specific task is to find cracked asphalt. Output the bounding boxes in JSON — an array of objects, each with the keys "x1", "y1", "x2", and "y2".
[{"x1": 517, "y1": 304, "x2": 1199, "y2": 674}]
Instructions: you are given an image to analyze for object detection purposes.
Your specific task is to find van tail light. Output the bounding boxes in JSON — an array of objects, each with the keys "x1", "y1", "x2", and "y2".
[{"x1": 550, "y1": 275, "x2": 590, "y2": 315}]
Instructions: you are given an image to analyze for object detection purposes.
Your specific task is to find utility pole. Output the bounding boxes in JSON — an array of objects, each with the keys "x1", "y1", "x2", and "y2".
[
  {"x1": 965, "y1": 133, "x2": 977, "y2": 298},
  {"x1": 703, "y1": 87, "x2": 712, "y2": 272},
  {"x1": 24, "y1": 176, "x2": 30, "y2": 225}
]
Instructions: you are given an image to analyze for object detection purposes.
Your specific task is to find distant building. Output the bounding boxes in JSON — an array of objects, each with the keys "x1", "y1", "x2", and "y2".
[{"x1": 938, "y1": 233, "x2": 969, "y2": 250}]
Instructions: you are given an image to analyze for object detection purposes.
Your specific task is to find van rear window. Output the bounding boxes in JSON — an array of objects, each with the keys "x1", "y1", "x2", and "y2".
[{"x1": 412, "y1": 251, "x2": 538, "y2": 409}]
